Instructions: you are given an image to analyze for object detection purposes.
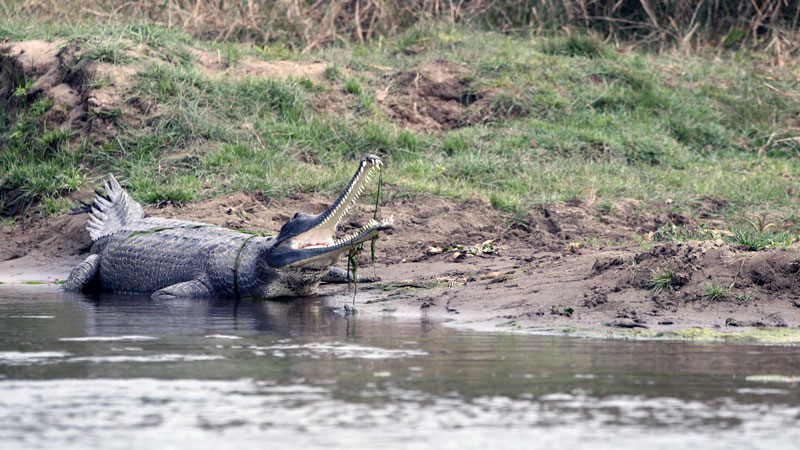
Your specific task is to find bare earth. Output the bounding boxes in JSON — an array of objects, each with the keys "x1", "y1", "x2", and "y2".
[{"x1": 3, "y1": 192, "x2": 800, "y2": 336}]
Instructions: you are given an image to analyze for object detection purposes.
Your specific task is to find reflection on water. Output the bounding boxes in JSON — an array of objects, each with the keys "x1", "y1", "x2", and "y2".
[{"x1": 1, "y1": 286, "x2": 800, "y2": 449}]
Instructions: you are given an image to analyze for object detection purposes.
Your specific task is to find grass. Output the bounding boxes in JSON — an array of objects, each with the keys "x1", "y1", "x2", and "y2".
[
  {"x1": 729, "y1": 228, "x2": 772, "y2": 251},
  {"x1": 344, "y1": 78, "x2": 362, "y2": 95},
  {"x1": 0, "y1": 95, "x2": 85, "y2": 216},
  {"x1": 702, "y1": 282, "x2": 728, "y2": 301},
  {"x1": 650, "y1": 269, "x2": 675, "y2": 295},
  {"x1": 1, "y1": 21, "x2": 800, "y2": 229},
  {"x1": 727, "y1": 227, "x2": 796, "y2": 251}
]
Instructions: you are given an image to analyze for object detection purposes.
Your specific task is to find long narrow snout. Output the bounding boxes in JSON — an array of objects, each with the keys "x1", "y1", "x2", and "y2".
[{"x1": 268, "y1": 155, "x2": 393, "y2": 268}]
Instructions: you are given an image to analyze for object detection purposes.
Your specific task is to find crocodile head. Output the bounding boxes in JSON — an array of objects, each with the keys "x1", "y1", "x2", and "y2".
[{"x1": 266, "y1": 154, "x2": 394, "y2": 269}]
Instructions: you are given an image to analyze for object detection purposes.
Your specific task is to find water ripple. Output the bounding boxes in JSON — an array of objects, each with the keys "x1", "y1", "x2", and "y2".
[
  {"x1": 0, "y1": 351, "x2": 70, "y2": 365},
  {"x1": 0, "y1": 379, "x2": 798, "y2": 450},
  {"x1": 255, "y1": 342, "x2": 428, "y2": 360},
  {"x1": 59, "y1": 336, "x2": 157, "y2": 342}
]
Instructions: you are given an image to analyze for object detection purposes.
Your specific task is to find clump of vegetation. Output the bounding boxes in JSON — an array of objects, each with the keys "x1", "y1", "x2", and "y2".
[
  {"x1": 551, "y1": 305, "x2": 575, "y2": 317},
  {"x1": 702, "y1": 282, "x2": 728, "y2": 301},
  {"x1": 82, "y1": 42, "x2": 132, "y2": 64},
  {"x1": 650, "y1": 269, "x2": 674, "y2": 294},
  {"x1": 747, "y1": 214, "x2": 777, "y2": 233},
  {"x1": 539, "y1": 35, "x2": 610, "y2": 59},
  {"x1": 595, "y1": 201, "x2": 615, "y2": 215},
  {"x1": 0, "y1": 95, "x2": 84, "y2": 217},
  {"x1": 727, "y1": 226, "x2": 796, "y2": 251},
  {"x1": 142, "y1": 176, "x2": 202, "y2": 207},
  {"x1": 729, "y1": 228, "x2": 772, "y2": 251},
  {"x1": 324, "y1": 65, "x2": 341, "y2": 81},
  {"x1": 344, "y1": 78, "x2": 362, "y2": 95}
]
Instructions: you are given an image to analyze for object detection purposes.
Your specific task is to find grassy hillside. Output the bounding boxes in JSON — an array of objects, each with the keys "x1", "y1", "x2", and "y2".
[{"x1": 1, "y1": 20, "x2": 800, "y2": 236}]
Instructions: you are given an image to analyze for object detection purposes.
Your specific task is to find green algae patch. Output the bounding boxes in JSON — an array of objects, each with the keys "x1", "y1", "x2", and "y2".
[
  {"x1": 495, "y1": 321, "x2": 521, "y2": 329},
  {"x1": 378, "y1": 280, "x2": 449, "y2": 292},
  {"x1": 2, "y1": 280, "x2": 66, "y2": 286},
  {"x1": 519, "y1": 324, "x2": 591, "y2": 335},
  {"x1": 606, "y1": 327, "x2": 800, "y2": 345}
]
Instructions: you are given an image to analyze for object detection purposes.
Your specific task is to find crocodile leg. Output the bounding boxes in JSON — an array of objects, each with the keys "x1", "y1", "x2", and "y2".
[
  {"x1": 63, "y1": 255, "x2": 101, "y2": 292},
  {"x1": 322, "y1": 267, "x2": 379, "y2": 284},
  {"x1": 152, "y1": 280, "x2": 212, "y2": 299}
]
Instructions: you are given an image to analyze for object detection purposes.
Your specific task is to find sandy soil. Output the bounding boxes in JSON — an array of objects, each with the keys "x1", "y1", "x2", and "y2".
[{"x1": 3, "y1": 191, "x2": 800, "y2": 335}]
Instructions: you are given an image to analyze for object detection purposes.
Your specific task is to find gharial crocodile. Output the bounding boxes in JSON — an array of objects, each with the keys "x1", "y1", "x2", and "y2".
[{"x1": 63, "y1": 155, "x2": 393, "y2": 299}]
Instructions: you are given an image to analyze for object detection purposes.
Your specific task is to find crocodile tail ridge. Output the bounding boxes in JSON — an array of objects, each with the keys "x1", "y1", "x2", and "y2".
[{"x1": 86, "y1": 174, "x2": 145, "y2": 241}]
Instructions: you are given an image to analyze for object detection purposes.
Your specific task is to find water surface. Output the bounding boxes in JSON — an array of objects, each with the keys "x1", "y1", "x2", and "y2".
[{"x1": 1, "y1": 286, "x2": 799, "y2": 449}]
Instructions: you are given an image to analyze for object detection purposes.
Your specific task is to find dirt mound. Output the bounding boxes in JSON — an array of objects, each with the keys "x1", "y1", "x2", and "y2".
[
  {"x1": 0, "y1": 41, "x2": 90, "y2": 132},
  {"x1": 380, "y1": 60, "x2": 478, "y2": 132},
  {"x1": 0, "y1": 40, "x2": 145, "y2": 148},
  {"x1": 696, "y1": 195, "x2": 729, "y2": 218},
  {"x1": 518, "y1": 198, "x2": 668, "y2": 251},
  {"x1": 591, "y1": 239, "x2": 800, "y2": 304},
  {"x1": 190, "y1": 49, "x2": 327, "y2": 81}
]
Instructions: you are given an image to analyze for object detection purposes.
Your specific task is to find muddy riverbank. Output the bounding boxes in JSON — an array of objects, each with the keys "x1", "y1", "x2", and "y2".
[{"x1": 3, "y1": 192, "x2": 799, "y2": 339}]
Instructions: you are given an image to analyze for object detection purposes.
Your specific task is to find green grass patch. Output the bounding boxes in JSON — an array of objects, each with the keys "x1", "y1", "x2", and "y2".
[
  {"x1": 344, "y1": 78, "x2": 362, "y2": 95},
  {"x1": 727, "y1": 227, "x2": 797, "y2": 251},
  {"x1": 539, "y1": 35, "x2": 612, "y2": 59},
  {"x1": 81, "y1": 42, "x2": 132, "y2": 64},
  {"x1": 702, "y1": 282, "x2": 728, "y2": 301},
  {"x1": 614, "y1": 327, "x2": 800, "y2": 345},
  {"x1": 650, "y1": 269, "x2": 674, "y2": 295},
  {"x1": 0, "y1": 22, "x2": 799, "y2": 228},
  {"x1": 1, "y1": 96, "x2": 85, "y2": 217}
]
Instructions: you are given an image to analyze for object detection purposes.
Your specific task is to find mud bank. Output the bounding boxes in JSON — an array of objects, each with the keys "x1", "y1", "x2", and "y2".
[
  {"x1": 3, "y1": 191, "x2": 799, "y2": 342},
  {"x1": 2, "y1": 36, "x2": 798, "y2": 341}
]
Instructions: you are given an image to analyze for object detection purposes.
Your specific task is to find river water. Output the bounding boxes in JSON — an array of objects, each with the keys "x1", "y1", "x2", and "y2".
[{"x1": 1, "y1": 286, "x2": 799, "y2": 449}]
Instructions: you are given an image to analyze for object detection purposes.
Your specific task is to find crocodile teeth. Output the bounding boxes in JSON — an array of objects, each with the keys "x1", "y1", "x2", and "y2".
[{"x1": 299, "y1": 158, "x2": 387, "y2": 251}]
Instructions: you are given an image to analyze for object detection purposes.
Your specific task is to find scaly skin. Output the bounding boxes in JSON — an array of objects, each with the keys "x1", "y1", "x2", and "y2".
[
  {"x1": 89, "y1": 218, "x2": 332, "y2": 298},
  {"x1": 64, "y1": 155, "x2": 393, "y2": 299}
]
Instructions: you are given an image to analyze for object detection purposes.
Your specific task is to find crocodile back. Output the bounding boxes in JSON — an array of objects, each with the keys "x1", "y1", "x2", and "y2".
[{"x1": 93, "y1": 217, "x2": 255, "y2": 295}]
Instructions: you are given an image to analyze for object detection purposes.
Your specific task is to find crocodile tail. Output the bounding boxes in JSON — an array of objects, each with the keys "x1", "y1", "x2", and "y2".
[
  {"x1": 69, "y1": 201, "x2": 94, "y2": 215},
  {"x1": 85, "y1": 174, "x2": 145, "y2": 241}
]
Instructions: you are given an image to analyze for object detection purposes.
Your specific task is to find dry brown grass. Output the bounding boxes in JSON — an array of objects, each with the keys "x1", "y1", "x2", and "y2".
[{"x1": 5, "y1": 0, "x2": 800, "y2": 59}]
